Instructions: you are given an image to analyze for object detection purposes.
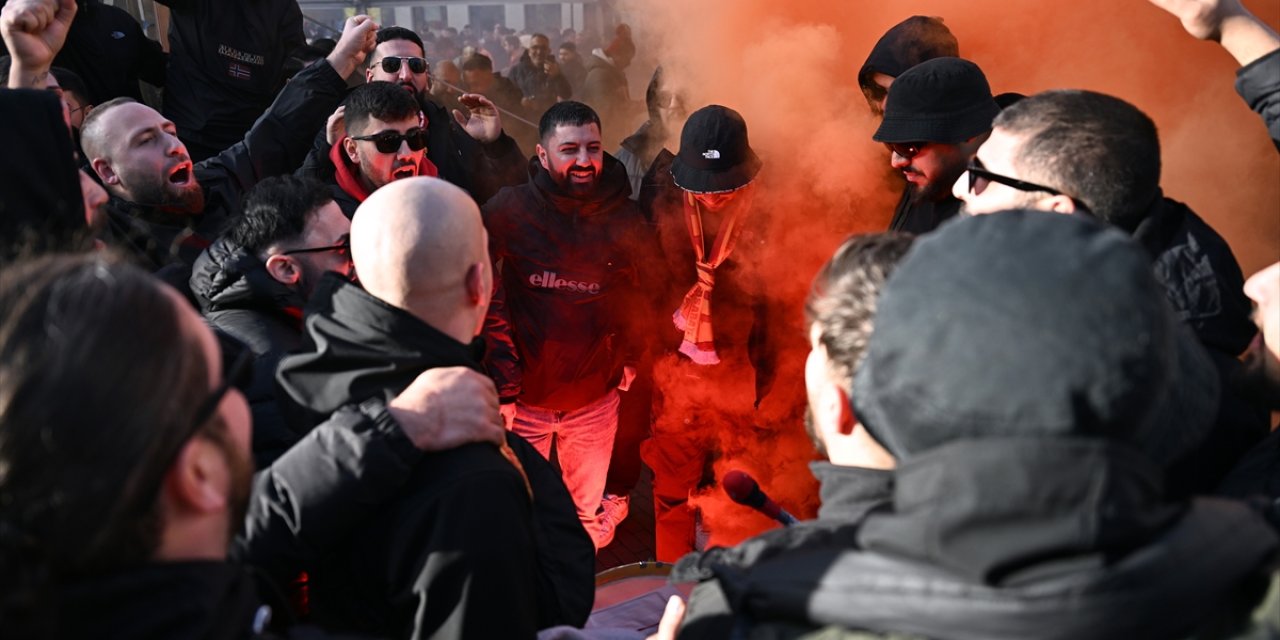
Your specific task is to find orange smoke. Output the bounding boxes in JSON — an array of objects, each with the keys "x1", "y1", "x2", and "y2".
[{"x1": 616, "y1": 0, "x2": 1280, "y2": 548}]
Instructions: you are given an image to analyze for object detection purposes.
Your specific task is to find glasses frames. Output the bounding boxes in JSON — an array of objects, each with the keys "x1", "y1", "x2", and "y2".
[
  {"x1": 966, "y1": 157, "x2": 1065, "y2": 197},
  {"x1": 281, "y1": 236, "x2": 351, "y2": 257},
  {"x1": 374, "y1": 56, "x2": 428, "y2": 74},
  {"x1": 350, "y1": 128, "x2": 428, "y2": 154}
]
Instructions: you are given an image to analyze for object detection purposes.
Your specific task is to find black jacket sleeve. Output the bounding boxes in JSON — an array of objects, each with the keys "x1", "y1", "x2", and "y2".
[
  {"x1": 454, "y1": 127, "x2": 527, "y2": 206},
  {"x1": 232, "y1": 398, "x2": 422, "y2": 588},
  {"x1": 1236, "y1": 48, "x2": 1280, "y2": 150}
]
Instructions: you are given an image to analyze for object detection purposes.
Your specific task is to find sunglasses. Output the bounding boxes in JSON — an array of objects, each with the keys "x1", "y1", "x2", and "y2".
[
  {"x1": 282, "y1": 236, "x2": 350, "y2": 257},
  {"x1": 351, "y1": 128, "x2": 428, "y2": 154},
  {"x1": 189, "y1": 336, "x2": 254, "y2": 433},
  {"x1": 884, "y1": 142, "x2": 928, "y2": 159},
  {"x1": 965, "y1": 157, "x2": 1065, "y2": 197},
  {"x1": 374, "y1": 56, "x2": 428, "y2": 75}
]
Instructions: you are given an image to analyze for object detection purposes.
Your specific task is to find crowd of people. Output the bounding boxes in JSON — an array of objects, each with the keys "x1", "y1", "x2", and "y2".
[{"x1": 0, "y1": 0, "x2": 1278, "y2": 637}]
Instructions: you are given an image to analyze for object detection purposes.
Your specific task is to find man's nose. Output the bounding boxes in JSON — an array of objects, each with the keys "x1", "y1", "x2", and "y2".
[
  {"x1": 952, "y1": 171, "x2": 970, "y2": 201},
  {"x1": 890, "y1": 151, "x2": 909, "y2": 169}
]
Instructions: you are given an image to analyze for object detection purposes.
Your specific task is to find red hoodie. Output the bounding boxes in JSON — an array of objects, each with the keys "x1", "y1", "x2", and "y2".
[{"x1": 330, "y1": 140, "x2": 440, "y2": 203}]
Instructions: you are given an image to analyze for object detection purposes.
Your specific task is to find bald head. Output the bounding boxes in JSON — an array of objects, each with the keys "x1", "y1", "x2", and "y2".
[{"x1": 351, "y1": 177, "x2": 491, "y2": 341}]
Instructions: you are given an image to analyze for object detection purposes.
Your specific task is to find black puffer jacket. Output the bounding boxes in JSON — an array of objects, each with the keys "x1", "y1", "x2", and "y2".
[
  {"x1": 483, "y1": 154, "x2": 657, "y2": 410},
  {"x1": 190, "y1": 237, "x2": 307, "y2": 468},
  {"x1": 104, "y1": 58, "x2": 347, "y2": 271},
  {"x1": 276, "y1": 276, "x2": 595, "y2": 637}
]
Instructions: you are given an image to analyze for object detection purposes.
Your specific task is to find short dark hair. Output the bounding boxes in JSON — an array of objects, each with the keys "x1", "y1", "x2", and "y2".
[
  {"x1": 375, "y1": 26, "x2": 425, "y2": 57},
  {"x1": 461, "y1": 52, "x2": 494, "y2": 73},
  {"x1": 49, "y1": 67, "x2": 90, "y2": 104},
  {"x1": 229, "y1": 175, "x2": 334, "y2": 255},
  {"x1": 559, "y1": 41, "x2": 577, "y2": 53},
  {"x1": 538, "y1": 100, "x2": 601, "y2": 141},
  {"x1": 0, "y1": 253, "x2": 215, "y2": 633},
  {"x1": 79, "y1": 96, "x2": 138, "y2": 162},
  {"x1": 342, "y1": 81, "x2": 421, "y2": 137},
  {"x1": 994, "y1": 90, "x2": 1161, "y2": 231},
  {"x1": 806, "y1": 232, "x2": 916, "y2": 388}
]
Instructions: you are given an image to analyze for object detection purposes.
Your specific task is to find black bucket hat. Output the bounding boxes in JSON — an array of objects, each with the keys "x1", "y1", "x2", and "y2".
[
  {"x1": 670, "y1": 105, "x2": 763, "y2": 194},
  {"x1": 853, "y1": 211, "x2": 1219, "y2": 464},
  {"x1": 873, "y1": 57, "x2": 1000, "y2": 145}
]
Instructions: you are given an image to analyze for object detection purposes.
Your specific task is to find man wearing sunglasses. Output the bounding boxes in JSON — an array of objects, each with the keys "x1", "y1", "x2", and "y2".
[
  {"x1": 337, "y1": 26, "x2": 526, "y2": 206},
  {"x1": 856, "y1": 16, "x2": 959, "y2": 118},
  {"x1": 955, "y1": 89, "x2": 1268, "y2": 497},
  {"x1": 873, "y1": 57, "x2": 1000, "y2": 235},
  {"x1": 327, "y1": 81, "x2": 438, "y2": 218},
  {"x1": 191, "y1": 176, "x2": 353, "y2": 467}
]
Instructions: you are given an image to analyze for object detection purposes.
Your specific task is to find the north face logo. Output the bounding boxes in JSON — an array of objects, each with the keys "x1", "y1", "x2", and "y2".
[{"x1": 529, "y1": 270, "x2": 601, "y2": 294}]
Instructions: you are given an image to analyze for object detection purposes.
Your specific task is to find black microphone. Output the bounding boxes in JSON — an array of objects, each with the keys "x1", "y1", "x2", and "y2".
[{"x1": 722, "y1": 469, "x2": 798, "y2": 527}]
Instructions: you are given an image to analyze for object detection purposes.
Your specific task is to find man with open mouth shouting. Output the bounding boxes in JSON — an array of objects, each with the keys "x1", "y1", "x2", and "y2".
[{"x1": 327, "y1": 81, "x2": 439, "y2": 218}]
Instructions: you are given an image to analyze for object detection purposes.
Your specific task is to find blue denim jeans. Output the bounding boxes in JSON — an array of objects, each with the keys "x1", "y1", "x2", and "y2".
[{"x1": 513, "y1": 390, "x2": 620, "y2": 549}]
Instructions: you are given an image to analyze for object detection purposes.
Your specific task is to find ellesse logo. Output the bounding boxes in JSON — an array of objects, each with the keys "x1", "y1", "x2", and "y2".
[{"x1": 529, "y1": 270, "x2": 601, "y2": 294}]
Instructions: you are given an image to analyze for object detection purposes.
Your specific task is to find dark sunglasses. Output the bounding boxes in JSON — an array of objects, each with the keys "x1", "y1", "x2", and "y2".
[
  {"x1": 282, "y1": 236, "x2": 350, "y2": 257},
  {"x1": 351, "y1": 128, "x2": 428, "y2": 154},
  {"x1": 375, "y1": 56, "x2": 428, "y2": 74},
  {"x1": 884, "y1": 142, "x2": 928, "y2": 159},
  {"x1": 966, "y1": 157, "x2": 1065, "y2": 197},
  {"x1": 189, "y1": 336, "x2": 254, "y2": 432}
]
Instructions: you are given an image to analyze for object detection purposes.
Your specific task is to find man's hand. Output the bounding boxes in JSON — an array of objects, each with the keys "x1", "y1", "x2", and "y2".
[
  {"x1": 499, "y1": 403, "x2": 517, "y2": 430},
  {"x1": 325, "y1": 105, "x2": 347, "y2": 146},
  {"x1": 1148, "y1": 0, "x2": 1279, "y2": 65},
  {"x1": 1, "y1": 0, "x2": 75, "y2": 89},
  {"x1": 386, "y1": 367, "x2": 505, "y2": 451},
  {"x1": 325, "y1": 15, "x2": 378, "y2": 80},
  {"x1": 645, "y1": 596, "x2": 686, "y2": 640},
  {"x1": 452, "y1": 93, "x2": 503, "y2": 144}
]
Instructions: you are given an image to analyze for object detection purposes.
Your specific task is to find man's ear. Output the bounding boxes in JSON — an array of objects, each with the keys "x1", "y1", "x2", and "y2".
[
  {"x1": 344, "y1": 137, "x2": 360, "y2": 165},
  {"x1": 814, "y1": 381, "x2": 854, "y2": 439},
  {"x1": 464, "y1": 261, "x2": 487, "y2": 305},
  {"x1": 365, "y1": 66, "x2": 375, "y2": 84},
  {"x1": 164, "y1": 437, "x2": 230, "y2": 516},
  {"x1": 1041, "y1": 194, "x2": 1078, "y2": 215},
  {"x1": 535, "y1": 143, "x2": 549, "y2": 170},
  {"x1": 264, "y1": 254, "x2": 302, "y2": 287},
  {"x1": 92, "y1": 157, "x2": 118, "y2": 186}
]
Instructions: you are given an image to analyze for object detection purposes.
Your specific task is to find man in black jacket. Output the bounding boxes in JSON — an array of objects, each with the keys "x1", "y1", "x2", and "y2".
[
  {"x1": 77, "y1": 14, "x2": 377, "y2": 272},
  {"x1": 190, "y1": 176, "x2": 354, "y2": 467},
  {"x1": 276, "y1": 177, "x2": 595, "y2": 637},
  {"x1": 508, "y1": 33, "x2": 572, "y2": 118},
  {"x1": 300, "y1": 26, "x2": 526, "y2": 207},
  {"x1": 677, "y1": 212, "x2": 1279, "y2": 639},
  {"x1": 954, "y1": 88, "x2": 1269, "y2": 496},
  {"x1": 483, "y1": 101, "x2": 655, "y2": 550},
  {"x1": 856, "y1": 16, "x2": 959, "y2": 118},
  {"x1": 874, "y1": 56, "x2": 998, "y2": 234}
]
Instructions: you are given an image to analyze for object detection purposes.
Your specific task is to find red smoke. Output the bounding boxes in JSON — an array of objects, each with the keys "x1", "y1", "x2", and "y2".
[{"x1": 615, "y1": 0, "x2": 1280, "y2": 548}]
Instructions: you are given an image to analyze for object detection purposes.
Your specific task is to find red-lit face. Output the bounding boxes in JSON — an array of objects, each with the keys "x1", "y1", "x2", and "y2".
[
  {"x1": 889, "y1": 140, "x2": 971, "y2": 205},
  {"x1": 536, "y1": 122, "x2": 604, "y2": 195},
  {"x1": 92, "y1": 102, "x2": 203, "y2": 213},
  {"x1": 344, "y1": 114, "x2": 427, "y2": 193}
]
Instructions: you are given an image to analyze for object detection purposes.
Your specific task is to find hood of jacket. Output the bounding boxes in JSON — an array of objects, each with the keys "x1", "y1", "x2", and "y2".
[
  {"x1": 276, "y1": 274, "x2": 484, "y2": 428},
  {"x1": 55, "y1": 561, "x2": 276, "y2": 640},
  {"x1": 329, "y1": 138, "x2": 440, "y2": 206},
  {"x1": 190, "y1": 235, "x2": 306, "y2": 319},
  {"x1": 525, "y1": 151, "x2": 633, "y2": 219},
  {"x1": 857, "y1": 16, "x2": 960, "y2": 92}
]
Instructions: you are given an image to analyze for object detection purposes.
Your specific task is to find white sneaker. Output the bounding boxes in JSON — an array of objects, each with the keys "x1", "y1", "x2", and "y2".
[{"x1": 596, "y1": 493, "x2": 631, "y2": 548}]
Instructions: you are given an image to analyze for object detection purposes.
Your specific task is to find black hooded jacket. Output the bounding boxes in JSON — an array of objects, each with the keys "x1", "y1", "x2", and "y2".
[
  {"x1": 190, "y1": 237, "x2": 308, "y2": 468},
  {"x1": 104, "y1": 58, "x2": 347, "y2": 272},
  {"x1": 275, "y1": 276, "x2": 595, "y2": 637},
  {"x1": 857, "y1": 16, "x2": 959, "y2": 98},
  {"x1": 678, "y1": 440, "x2": 1280, "y2": 640},
  {"x1": 482, "y1": 153, "x2": 657, "y2": 409},
  {"x1": 1237, "y1": 48, "x2": 1280, "y2": 149}
]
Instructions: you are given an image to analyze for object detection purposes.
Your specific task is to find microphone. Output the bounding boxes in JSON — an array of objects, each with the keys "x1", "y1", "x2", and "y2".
[{"x1": 722, "y1": 470, "x2": 798, "y2": 527}]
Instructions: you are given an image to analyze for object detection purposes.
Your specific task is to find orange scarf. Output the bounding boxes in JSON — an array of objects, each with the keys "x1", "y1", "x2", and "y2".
[{"x1": 673, "y1": 190, "x2": 752, "y2": 365}]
